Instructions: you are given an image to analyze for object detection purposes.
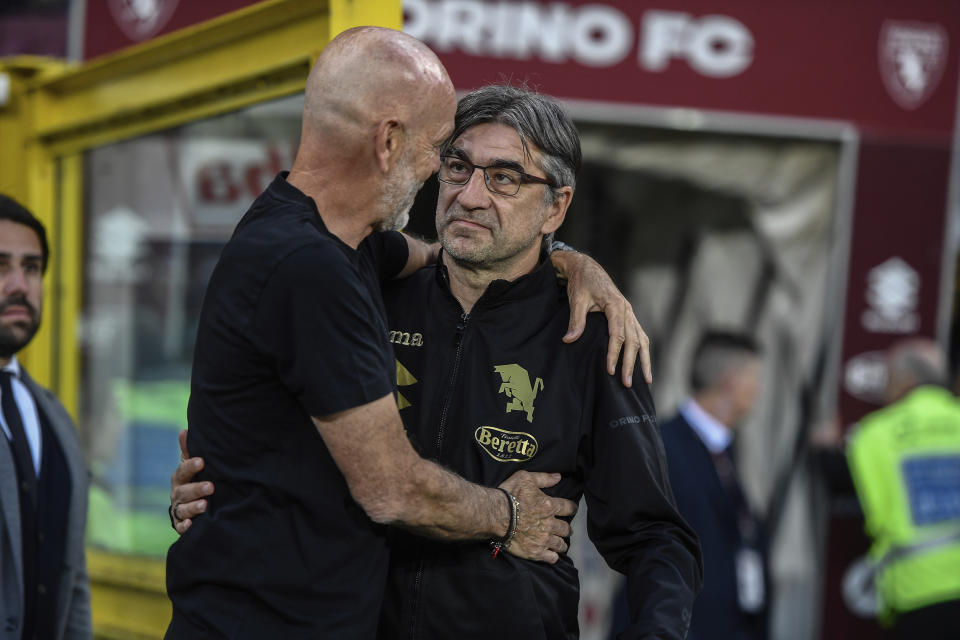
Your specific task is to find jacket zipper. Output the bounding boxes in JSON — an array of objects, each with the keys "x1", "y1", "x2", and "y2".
[
  {"x1": 435, "y1": 311, "x2": 469, "y2": 458},
  {"x1": 409, "y1": 556, "x2": 424, "y2": 640},
  {"x1": 410, "y1": 311, "x2": 469, "y2": 640}
]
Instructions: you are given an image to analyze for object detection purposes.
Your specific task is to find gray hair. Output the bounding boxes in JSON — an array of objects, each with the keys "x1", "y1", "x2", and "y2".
[
  {"x1": 447, "y1": 84, "x2": 581, "y2": 199},
  {"x1": 887, "y1": 338, "x2": 947, "y2": 389},
  {"x1": 690, "y1": 330, "x2": 761, "y2": 392}
]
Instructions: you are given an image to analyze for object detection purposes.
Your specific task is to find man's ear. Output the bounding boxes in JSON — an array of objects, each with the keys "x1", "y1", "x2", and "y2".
[
  {"x1": 374, "y1": 118, "x2": 405, "y2": 174},
  {"x1": 541, "y1": 186, "x2": 573, "y2": 235}
]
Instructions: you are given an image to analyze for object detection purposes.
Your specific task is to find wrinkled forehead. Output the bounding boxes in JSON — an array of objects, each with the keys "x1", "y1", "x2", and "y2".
[{"x1": 448, "y1": 122, "x2": 543, "y2": 167}]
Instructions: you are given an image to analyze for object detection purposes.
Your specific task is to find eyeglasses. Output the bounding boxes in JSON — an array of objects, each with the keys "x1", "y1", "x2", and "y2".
[{"x1": 438, "y1": 155, "x2": 556, "y2": 197}]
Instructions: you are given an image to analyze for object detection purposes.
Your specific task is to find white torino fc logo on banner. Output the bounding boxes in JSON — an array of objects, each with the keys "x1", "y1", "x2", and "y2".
[
  {"x1": 108, "y1": 0, "x2": 179, "y2": 40},
  {"x1": 879, "y1": 20, "x2": 948, "y2": 110},
  {"x1": 861, "y1": 257, "x2": 920, "y2": 334}
]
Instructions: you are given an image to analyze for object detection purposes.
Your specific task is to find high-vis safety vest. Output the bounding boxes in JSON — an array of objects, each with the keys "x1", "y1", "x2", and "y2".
[{"x1": 847, "y1": 385, "x2": 960, "y2": 617}]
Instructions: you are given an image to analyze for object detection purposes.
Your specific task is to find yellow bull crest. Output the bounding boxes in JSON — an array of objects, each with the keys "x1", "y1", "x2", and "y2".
[{"x1": 494, "y1": 364, "x2": 544, "y2": 423}]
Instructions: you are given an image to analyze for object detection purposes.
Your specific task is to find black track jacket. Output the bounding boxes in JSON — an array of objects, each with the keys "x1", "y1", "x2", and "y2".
[{"x1": 377, "y1": 256, "x2": 703, "y2": 640}]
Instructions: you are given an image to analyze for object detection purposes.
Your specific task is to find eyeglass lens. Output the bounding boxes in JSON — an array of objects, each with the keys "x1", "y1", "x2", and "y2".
[{"x1": 439, "y1": 156, "x2": 523, "y2": 196}]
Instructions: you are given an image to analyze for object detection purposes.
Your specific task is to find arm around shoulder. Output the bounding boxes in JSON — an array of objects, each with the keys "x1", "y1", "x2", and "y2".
[{"x1": 395, "y1": 234, "x2": 440, "y2": 279}]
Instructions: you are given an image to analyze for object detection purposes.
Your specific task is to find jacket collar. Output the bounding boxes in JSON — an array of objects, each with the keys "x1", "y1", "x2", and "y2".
[
  {"x1": 679, "y1": 398, "x2": 733, "y2": 454},
  {"x1": 434, "y1": 249, "x2": 559, "y2": 312}
]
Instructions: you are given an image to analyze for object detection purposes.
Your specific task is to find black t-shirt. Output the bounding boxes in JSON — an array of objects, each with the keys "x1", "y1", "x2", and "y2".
[{"x1": 165, "y1": 173, "x2": 408, "y2": 639}]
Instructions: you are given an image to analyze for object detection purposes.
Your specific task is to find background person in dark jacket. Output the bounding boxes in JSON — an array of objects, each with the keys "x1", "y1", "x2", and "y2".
[
  {"x1": 0, "y1": 195, "x2": 92, "y2": 640},
  {"x1": 657, "y1": 330, "x2": 769, "y2": 640},
  {"x1": 172, "y1": 84, "x2": 702, "y2": 640}
]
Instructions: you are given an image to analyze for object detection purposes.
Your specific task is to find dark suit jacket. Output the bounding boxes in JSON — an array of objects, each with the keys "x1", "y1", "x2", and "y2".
[
  {"x1": 0, "y1": 366, "x2": 91, "y2": 640},
  {"x1": 659, "y1": 413, "x2": 767, "y2": 640}
]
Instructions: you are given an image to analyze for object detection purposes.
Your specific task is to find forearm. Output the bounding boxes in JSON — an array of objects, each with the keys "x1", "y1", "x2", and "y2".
[
  {"x1": 383, "y1": 457, "x2": 509, "y2": 540},
  {"x1": 547, "y1": 241, "x2": 582, "y2": 279},
  {"x1": 314, "y1": 398, "x2": 508, "y2": 541},
  {"x1": 396, "y1": 233, "x2": 440, "y2": 279}
]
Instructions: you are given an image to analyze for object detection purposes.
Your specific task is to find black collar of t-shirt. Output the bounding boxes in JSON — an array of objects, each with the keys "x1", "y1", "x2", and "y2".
[{"x1": 256, "y1": 171, "x2": 365, "y2": 263}]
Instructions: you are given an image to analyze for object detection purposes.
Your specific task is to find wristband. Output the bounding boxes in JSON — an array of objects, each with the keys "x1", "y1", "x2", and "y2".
[
  {"x1": 490, "y1": 488, "x2": 520, "y2": 558},
  {"x1": 169, "y1": 504, "x2": 178, "y2": 531}
]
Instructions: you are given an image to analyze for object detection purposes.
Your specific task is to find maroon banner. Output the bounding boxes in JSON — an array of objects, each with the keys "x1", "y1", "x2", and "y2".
[
  {"x1": 406, "y1": 0, "x2": 959, "y2": 138},
  {"x1": 838, "y1": 141, "x2": 952, "y2": 425},
  {"x1": 83, "y1": 0, "x2": 262, "y2": 60},
  {"x1": 83, "y1": 1, "x2": 960, "y2": 138},
  {"x1": 824, "y1": 138, "x2": 953, "y2": 639}
]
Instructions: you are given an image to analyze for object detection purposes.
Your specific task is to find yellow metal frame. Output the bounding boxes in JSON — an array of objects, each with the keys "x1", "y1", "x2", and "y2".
[{"x1": 0, "y1": 1, "x2": 400, "y2": 637}]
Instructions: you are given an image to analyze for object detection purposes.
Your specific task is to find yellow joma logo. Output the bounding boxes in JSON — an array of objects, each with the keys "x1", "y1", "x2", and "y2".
[{"x1": 494, "y1": 364, "x2": 543, "y2": 423}]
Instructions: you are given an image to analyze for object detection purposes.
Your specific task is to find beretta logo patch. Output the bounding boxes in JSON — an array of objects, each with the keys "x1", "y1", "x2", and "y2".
[{"x1": 474, "y1": 426, "x2": 538, "y2": 462}]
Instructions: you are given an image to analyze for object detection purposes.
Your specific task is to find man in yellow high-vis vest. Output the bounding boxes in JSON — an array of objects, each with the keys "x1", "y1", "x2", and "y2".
[{"x1": 847, "y1": 338, "x2": 960, "y2": 639}]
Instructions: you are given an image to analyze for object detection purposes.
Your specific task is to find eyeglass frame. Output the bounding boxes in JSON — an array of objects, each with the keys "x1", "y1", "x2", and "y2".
[{"x1": 437, "y1": 154, "x2": 557, "y2": 197}]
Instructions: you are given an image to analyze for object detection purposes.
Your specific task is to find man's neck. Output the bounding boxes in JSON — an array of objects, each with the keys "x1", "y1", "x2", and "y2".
[
  {"x1": 0, "y1": 357, "x2": 9, "y2": 368},
  {"x1": 286, "y1": 167, "x2": 378, "y2": 250},
  {"x1": 445, "y1": 246, "x2": 542, "y2": 314}
]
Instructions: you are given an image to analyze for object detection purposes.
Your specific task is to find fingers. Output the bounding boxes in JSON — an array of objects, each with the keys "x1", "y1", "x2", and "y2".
[
  {"x1": 176, "y1": 498, "x2": 208, "y2": 521},
  {"x1": 638, "y1": 328, "x2": 653, "y2": 385},
  {"x1": 606, "y1": 330, "x2": 626, "y2": 379},
  {"x1": 178, "y1": 429, "x2": 190, "y2": 460},
  {"x1": 175, "y1": 518, "x2": 192, "y2": 535},
  {"x1": 171, "y1": 494, "x2": 211, "y2": 536},
  {"x1": 507, "y1": 514, "x2": 571, "y2": 564},
  {"x1": 549, "y1": 535, "x2": 568, "y2": 554},
  {"x1": 536, "y1": 550, "x2": 560, "y2": 564},
  {"x1": 173, "y1": 480, "x2": 214, "y2": 507},
  {"x1": 550, "y1": 497, "x2": 578, "y2": 518},
  {"x1": 525, "y1": 471, "x2": 562, "y2": 489},
  {"x1": 620, "y1": 312, "x2": 640, "y2": 387},
  {"x1": 563, "y1": 296, "x2": 589, "y2": 343},
  {"x1": 606, "y1": 301, "x2": 654, "y2": 387},
  {"x1": 172, "y1": 456, "x2": 204, "y2": 487}
]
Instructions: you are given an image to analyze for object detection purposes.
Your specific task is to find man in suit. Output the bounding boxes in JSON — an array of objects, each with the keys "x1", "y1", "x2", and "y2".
[
  {"x1": 0, "y1": 194, "x2": 91, "y2": 640},
  {"x1": 659, "y1": 330, "x2": 767, "y2": 640}
]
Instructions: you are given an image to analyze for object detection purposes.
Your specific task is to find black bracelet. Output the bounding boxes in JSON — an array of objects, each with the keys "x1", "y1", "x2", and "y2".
[
  {"x1": 490, "y1": 488, "x2": 519, "y2": 558},
  {"x1": 169, "y1": 504, "x2": 178, "y2": 531}
]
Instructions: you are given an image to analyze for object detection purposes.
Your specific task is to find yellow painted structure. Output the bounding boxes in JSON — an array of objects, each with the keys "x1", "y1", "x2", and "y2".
[{"x1": 0, "y1": 1, "x2": 401, "y2": 636}]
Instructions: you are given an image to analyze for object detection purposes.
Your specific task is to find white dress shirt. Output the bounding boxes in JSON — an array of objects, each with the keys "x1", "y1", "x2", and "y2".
[
  {"x1": 1, "y1": 355, "x2": 43, "y2": 474},
  {"x1": 679, "y1": 397, "x2": 733, "y2": 455}
]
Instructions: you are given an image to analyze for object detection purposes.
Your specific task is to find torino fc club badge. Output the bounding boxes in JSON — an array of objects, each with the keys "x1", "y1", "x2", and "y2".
[
  {"x1": 108, "y1": 0, "x2": 180, "y2": 42},
  {"x1": 879, "y1": 20, "x2": 948, "y2": 110}
]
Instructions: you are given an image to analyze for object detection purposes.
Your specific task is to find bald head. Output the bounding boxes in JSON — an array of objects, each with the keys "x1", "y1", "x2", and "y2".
[
  {"x1": 302, "y1": 26, "x2": 454, "y2": 141},
  {"x1": 287, "y1": 27, "x2": 457, "y2": 244},
  {"x1": 885, "y1": 337, "x2": 947, "y2": 402}
]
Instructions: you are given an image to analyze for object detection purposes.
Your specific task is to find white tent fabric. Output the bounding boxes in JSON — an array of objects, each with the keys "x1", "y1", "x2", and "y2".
[{"x1": 568, "y1": 126, "x2": 844, "y2": 640}]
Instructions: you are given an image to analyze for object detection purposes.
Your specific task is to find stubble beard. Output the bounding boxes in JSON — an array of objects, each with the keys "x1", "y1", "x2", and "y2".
[
  {"x1": 0, "y1": 298, "x2": 40, "y2": 360},
  {"x1": 438, "y1": 208, "x2": 544, "y2": 271},
  {"x1": 376, "y1": 164, "x2": 421, "y2": 233}
]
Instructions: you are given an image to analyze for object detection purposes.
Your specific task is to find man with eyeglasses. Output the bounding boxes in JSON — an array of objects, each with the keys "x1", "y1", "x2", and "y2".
[{"x1": 173, "y1": 82, "x2": 702, "y2": 640}]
